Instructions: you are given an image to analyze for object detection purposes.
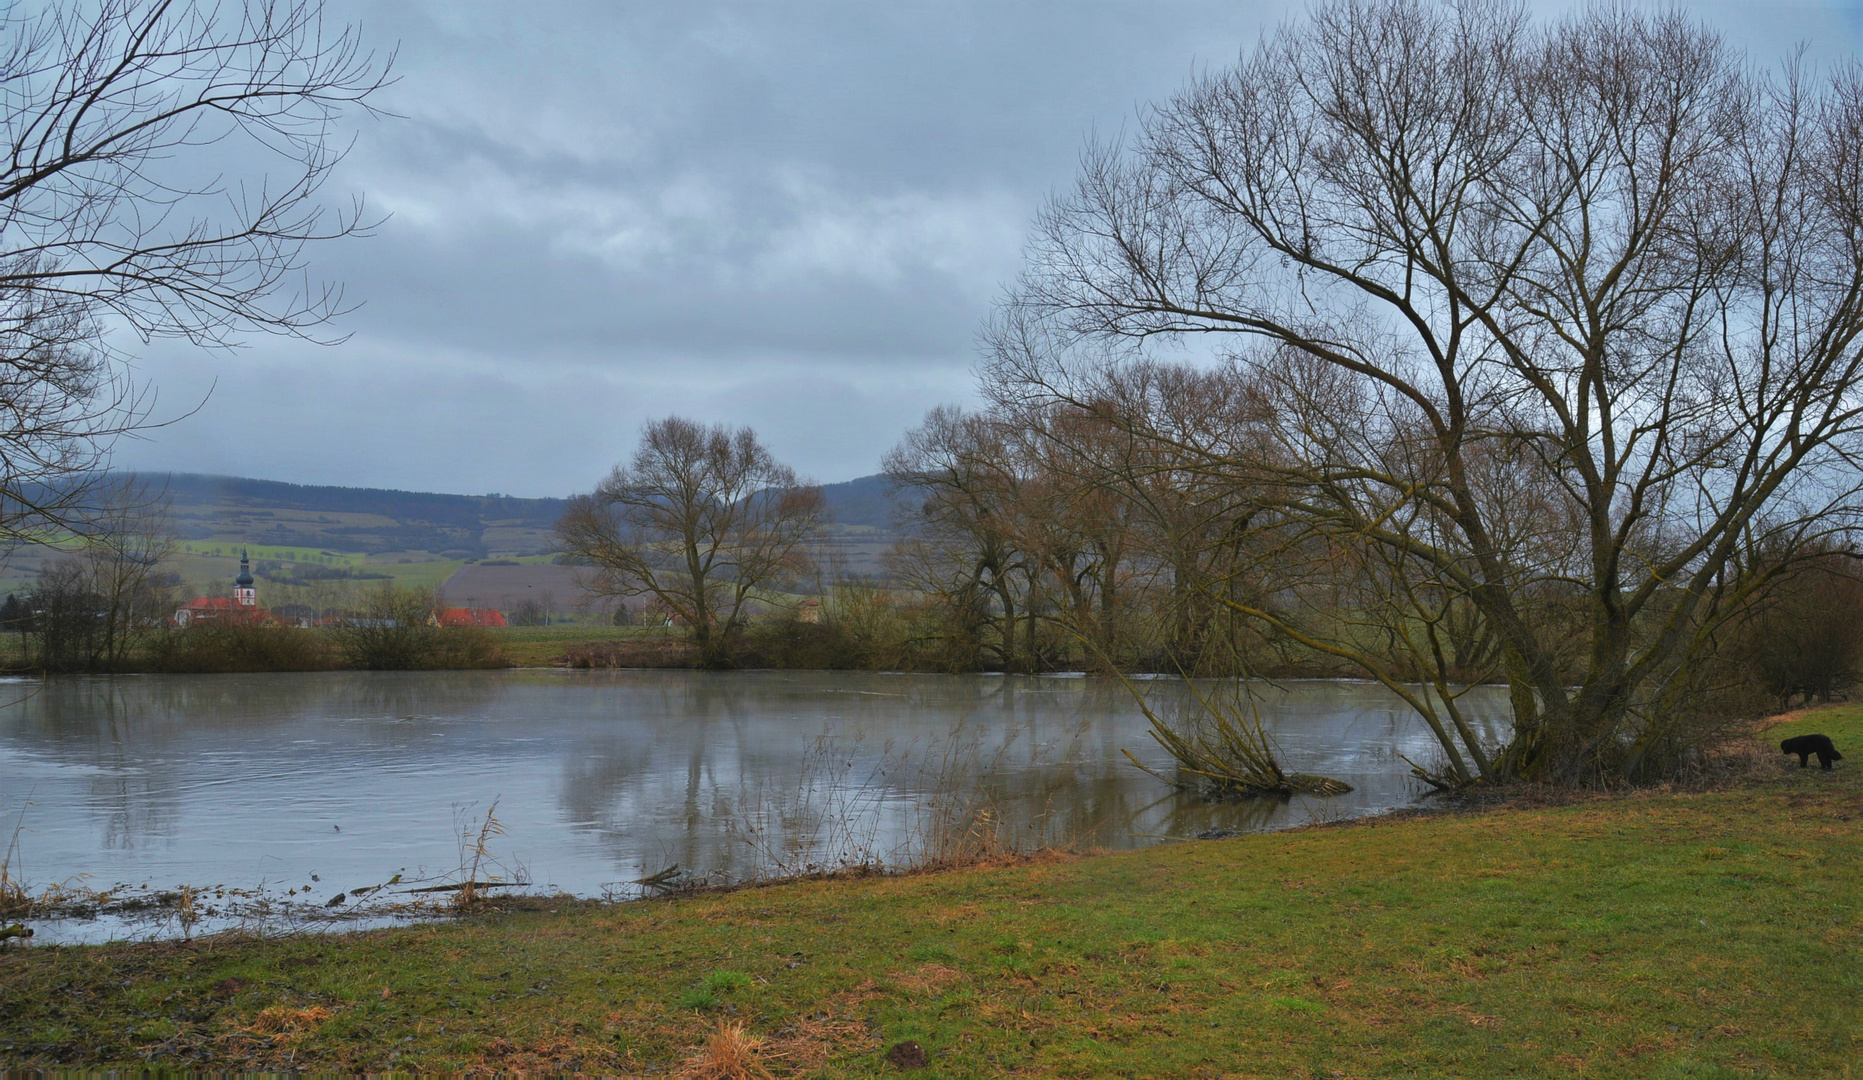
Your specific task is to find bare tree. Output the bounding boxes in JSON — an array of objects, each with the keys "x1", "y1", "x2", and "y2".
[
  {"x1": 884, "y1": 406, "x2": 1038, "y2": 671},
  {"x1": 1730, "y1": 549, "x2": 1863, "y2": 709},
  {"x1": 510, "y1": 597, "x2": 548, "y2": 627},
  {"x1": 557, "y1": 417, "x2": 825, "y2": 668},
  {"x1": 887, "y1": 403, "x2": 1154, "y2": 672},
  {"x1": 0, "y1": 0, "x2": 390, "y2": 538},
  {"x1": 989, "y1": 0, "x2": 1863, "y2": 784},
  {"x1": 24, "y1": 476, "x2": 172, "y2": 670},
  {"x1": 29, "y1": 554, "x2": 99, "y2": 670},
  {"x1": 81, "y1": 477, "x2": 175, "y2": 669}
]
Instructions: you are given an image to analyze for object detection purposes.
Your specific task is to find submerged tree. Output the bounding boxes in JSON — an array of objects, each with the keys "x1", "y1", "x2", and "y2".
[
  {"x1": 988, "y1": 0, "x2": 1863, "y2": 784},
  {"x1": 558, "y1": 417, "x2": 825, "y2": 668}
]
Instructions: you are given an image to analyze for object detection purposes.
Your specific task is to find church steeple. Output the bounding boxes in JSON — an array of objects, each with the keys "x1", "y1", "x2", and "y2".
[{"x1": 234, "y1": 548, "x2": 256, "y2": 607}]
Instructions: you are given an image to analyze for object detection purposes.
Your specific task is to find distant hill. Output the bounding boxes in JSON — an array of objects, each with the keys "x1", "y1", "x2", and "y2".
[
  {"x1": 129, "y1": 472, "x2": 904, "y2": 560},
  {"x1": 139, "y1": 474, "x2": 571, "y2": 558},
  {"x1": 818, "y1": 473, "x2": 908, "y2": 531}
]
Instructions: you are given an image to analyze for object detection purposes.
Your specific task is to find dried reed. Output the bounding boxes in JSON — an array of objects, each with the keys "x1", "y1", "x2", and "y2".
[
  {"x1": 0, "y1": 796, "x2": 34, "y2": 919},
  {"x1": 454, "y1": 799, "x2": 510, "y2": 911}
]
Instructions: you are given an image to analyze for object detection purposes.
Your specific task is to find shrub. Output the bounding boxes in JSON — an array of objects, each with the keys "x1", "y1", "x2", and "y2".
[
  {"x1": 327, "y1": 584, "x2": 507, "y2": 670},
  {"x1": 1731, "y1": 554, "x2": 1863, "y2": 710},
  {"x1": 146, "y1": 622, "x2": 335, "y2": 673},
  {"x1": 743, "y1": 580, "x2": 913, "y2": 670}
]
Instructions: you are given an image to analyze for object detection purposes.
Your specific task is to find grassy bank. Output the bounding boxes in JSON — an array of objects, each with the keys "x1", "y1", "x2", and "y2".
[
  {"x1": 1, "y1": 712, "x2": 1857, "y2": 1076},
  {"x1": 496, "y1": 624, "x2": 671, "y2": 667}
]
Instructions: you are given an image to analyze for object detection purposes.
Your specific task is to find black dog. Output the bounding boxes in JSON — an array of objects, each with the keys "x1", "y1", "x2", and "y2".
[{"x1": 1780, "y1": 733, "x2": 1844, "y2": 770}]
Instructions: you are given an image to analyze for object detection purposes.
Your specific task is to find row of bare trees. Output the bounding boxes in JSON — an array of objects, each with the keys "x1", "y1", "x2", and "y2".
[
  {"x1": 0, "y1": 479, "x2": 175, "y2": 670},
  {"x1": 966, "y1": 0, "x2": 1863, "y2": 786},
  {"x1": 884, "y1": 400, "x2": 1282, "y2": 676},
  {"x1": 552, "y1": 1, "x2": 1863, "y2": 789}
]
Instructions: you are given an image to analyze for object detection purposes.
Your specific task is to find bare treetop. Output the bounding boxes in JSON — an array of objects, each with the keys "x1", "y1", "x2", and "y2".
[
  {"x1": 0, "y1": 0, "x2": 390, "y2": 538},
  {"x1": 0, "y1": 0, "x2": 390, "y2": 344}
]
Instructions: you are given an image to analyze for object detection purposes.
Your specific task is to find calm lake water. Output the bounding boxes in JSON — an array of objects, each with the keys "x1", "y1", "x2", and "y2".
[{"x1": 0, "y1": 670, "x2": 1510, "y2": 942}]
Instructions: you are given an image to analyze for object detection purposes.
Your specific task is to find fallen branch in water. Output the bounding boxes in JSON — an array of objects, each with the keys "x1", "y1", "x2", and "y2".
[
  {"x1": 1120, "y1": 676, "x2": 1353, "y2": 798},
  {"x1": 402, "y1": 881, "x2": 526, "y2": 895},
  {"x1": 635, "y1": 865, "x2": 681, "y2": 887}
]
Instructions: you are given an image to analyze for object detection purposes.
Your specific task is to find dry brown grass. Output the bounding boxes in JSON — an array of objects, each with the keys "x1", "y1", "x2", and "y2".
[
  {"x1": 889, "y1": 962, "x2": 964, "y2": 995},
  {"x1": 0, "y1": 870, "x2": 27, "y2": 919},
  {"x1": 675, "y1": 1021, "x2": 777, "y2": 1080},
  {"x1": 1754, "y1": 700, "x2": 1856, "y2": 729},
  {"x1": 761, "y1": 1016, "x2": 880, "y2": 1072},
  {"x1": 246, "y1": 1006, "x2": 333, "y2": 1038}
]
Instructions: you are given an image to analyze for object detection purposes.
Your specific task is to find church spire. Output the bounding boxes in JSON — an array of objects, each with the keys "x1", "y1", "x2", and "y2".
[{"x1": 234, "y1": 547, "x2": 256, "y2": 606}]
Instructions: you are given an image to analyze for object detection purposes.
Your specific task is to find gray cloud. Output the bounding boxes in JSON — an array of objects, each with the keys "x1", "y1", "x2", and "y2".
[{"x1": 116, "y1": 0, "x2": 1861, "y2": 495}]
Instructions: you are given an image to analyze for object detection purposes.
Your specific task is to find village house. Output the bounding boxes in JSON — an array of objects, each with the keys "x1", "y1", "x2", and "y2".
[{"x1": 431, "y1": 608, "x2": 508, "y2": 628}]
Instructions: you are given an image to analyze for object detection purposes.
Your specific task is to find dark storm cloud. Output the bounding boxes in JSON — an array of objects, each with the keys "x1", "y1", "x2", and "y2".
[{"x1": 118, "y1": 0, "x2": 1861, "y2": 495}]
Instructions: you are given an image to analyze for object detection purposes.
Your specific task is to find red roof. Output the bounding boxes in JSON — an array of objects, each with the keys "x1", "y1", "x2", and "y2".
[
  {"x1": 436, "y1": 608, "x2": 507, "y2": 628},
  {"x1": 173, "y1": 598, "x2": 272, "y2": 627}
]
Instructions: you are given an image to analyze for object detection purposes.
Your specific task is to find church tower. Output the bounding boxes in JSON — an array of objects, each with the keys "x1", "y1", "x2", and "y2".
[{"x1": 234, "y1": 548, "x2": 256, "y2": 607}]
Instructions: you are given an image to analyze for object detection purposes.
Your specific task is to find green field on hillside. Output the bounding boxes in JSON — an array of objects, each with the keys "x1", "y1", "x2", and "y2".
[
  {"x1": 0, "y1": 472, "x2": 902, "y2": 602},
  {"x1": 172, "y1": 542, "x2": 364, "y2": 565}
]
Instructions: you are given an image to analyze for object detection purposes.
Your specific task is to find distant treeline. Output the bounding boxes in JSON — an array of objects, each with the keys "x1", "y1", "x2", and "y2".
[{"x1": 0, "y1": 580, "x2": 506, "y2": 674}]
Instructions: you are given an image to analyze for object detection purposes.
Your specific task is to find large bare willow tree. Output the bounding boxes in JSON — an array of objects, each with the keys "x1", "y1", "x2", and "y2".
[
  {"x1": 0, "y1": 0, "x2": 389, "y2": 536},
  {"x1": 987, "y1": 0, "x2": 1863, "y2": 784},
  {"x1": 558, "y1": 417, "x2": 826, "y2": 669}
]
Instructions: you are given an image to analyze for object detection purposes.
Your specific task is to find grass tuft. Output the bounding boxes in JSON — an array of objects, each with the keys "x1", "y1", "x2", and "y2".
[{"x1": 675, "y1": 1021, "x2": 775, "y2": 1080}]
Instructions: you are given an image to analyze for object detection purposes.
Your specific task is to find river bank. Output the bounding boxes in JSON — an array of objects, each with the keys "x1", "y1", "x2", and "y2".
[{"x1": 1, "y1": 708, "x2": 1855, "y2": 1076}]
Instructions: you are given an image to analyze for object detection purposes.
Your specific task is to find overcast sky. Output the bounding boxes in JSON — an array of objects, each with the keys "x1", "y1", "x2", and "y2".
[{"x1": 114, "y1": 0, "x2": 1863, "y2": 497}]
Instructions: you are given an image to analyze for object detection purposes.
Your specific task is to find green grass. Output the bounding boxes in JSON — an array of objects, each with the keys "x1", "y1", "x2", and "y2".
[
  {"x1": 493, "y1": 624, "x2": 666, "y2": 666},
  {"x1": 172, "y1": 542, "x2": 366, "y2": 566},
  {"x1": 0, "y1": 711, "x2": 1857, "y2": 1075},
  {"x1": 165, "y1": 550, "x2": 466, "y2": 600},
  {"x1": 356, "y1": 557, "x2": 468, "y2": 591}
]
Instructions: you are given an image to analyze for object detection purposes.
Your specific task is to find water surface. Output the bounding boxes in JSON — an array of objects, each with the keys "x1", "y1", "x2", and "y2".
[{"x1": 0, "y1": 669, "x2": 1509, "y2": 941}]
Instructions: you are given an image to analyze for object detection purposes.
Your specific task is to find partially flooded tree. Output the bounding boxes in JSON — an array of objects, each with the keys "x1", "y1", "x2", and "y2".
[
  {"x1": 989, "y1": 0, "x2": 1863, "y2": 784},
  {"x1": 1005, "y1": 362, "x2": 1300, "y2": 675},
  {"x1": 1013, "y1": 407, "x2": 1148, "y2": 670},
  {"x1": 558, "y1": 417, "x2": 825, "y2": 668},
  {"x1": 0, "y1": 0, "x2": 390, "y2": 538}
]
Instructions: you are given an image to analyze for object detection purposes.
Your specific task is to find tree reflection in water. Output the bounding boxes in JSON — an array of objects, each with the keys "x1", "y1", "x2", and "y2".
[{"x1": 0, "y1": 671, "x2": 1510, "y2": 904}]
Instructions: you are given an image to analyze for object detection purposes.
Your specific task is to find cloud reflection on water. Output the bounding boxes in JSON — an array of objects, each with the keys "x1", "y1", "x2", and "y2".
[{"x1": 0, "y1": 670, "x2": 1510, "y2": 928}]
